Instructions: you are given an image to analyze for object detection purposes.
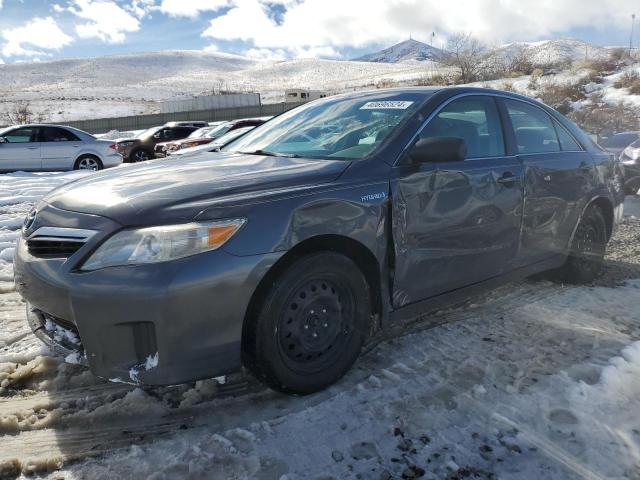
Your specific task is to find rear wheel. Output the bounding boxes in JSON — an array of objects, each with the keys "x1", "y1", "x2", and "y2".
[
  {"x1": 244, "y1": 253, "x2": 371, "y2": 394},
  {"x1": 74, "y1": 155, "x2": 103, "y2": 171},
  {"x1": 557, "y1": 204, "x2": 608, "y2": 284}
]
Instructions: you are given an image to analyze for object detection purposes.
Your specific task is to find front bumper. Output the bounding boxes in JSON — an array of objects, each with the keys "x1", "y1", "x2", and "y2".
[{"x1": 14, "y1": 205, "x2": 283, "y2": 385}]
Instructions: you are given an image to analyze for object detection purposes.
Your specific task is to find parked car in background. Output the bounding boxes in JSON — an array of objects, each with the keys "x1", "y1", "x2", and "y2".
[
  {"x1": 0, "y1": 124, "x2": 122, "y2": 172},
  {"x1": 115, "y1": 124, "x2": 199, "y2": 162},
  {"x1": 15, "y1": 87, "x2": 625, "y2": 394},
  {"x1": 601, "y1": 131, "x2": 640, "y2": 156},
  {"x1": 167, "y1": 125, "x2": 256, "y2": 158},
  {"x1": 160, "y1": 118, "x2": 267, "y2": 156},
  {"x1": 620, "y1": 138, "x2": 640, "y2": 194},
  {"x1": 164, "y1": 121, "x2": 209, "y2": 128},
  {"x1": 154, "y1": 126, "x2": 217, "y2": 158}
]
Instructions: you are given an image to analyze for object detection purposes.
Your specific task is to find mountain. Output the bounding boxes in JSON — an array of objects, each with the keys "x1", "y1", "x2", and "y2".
[
  {"x1": 494, "y1": 38, "x2": 610, "y2": 66},
  {"x1": 355, "y1": 39, "x2": 443, "y2": 63}
]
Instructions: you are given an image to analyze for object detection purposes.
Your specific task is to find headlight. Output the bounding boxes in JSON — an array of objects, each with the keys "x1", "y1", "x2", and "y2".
[
  {"x1": 81, "y1": 219, "x2": 246, "y2": 271},
  {"x1": 118, "y1": 141, "x2": 134, "y2": 148}
]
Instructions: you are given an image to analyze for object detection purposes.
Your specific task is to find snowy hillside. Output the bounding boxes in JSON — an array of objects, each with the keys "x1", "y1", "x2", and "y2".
[
  {"x1": 494, "y1": 38, "x2": 610, "y2": 66},
  {"x1": 0, "y1": 50, "x2": 435, "y2": 122},
  {"x1": 354, "y1": 39, "x2": 443, "y2": 63}
]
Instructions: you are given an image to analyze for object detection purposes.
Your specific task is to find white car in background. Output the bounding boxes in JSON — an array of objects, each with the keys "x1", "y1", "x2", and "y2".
[{"x1": 0, "y1": 124, "x2": 123, "y2": 172}]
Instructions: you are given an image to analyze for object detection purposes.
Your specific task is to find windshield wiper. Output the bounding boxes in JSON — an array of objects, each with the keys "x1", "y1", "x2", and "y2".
[{"x1": 241, "y1": 149, "x2": 300, "y2": 158}]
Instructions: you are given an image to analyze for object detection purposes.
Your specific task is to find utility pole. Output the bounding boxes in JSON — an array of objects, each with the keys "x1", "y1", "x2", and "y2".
[{"x1": 631, "y1": 13, "x2": 636, "y2": 56}]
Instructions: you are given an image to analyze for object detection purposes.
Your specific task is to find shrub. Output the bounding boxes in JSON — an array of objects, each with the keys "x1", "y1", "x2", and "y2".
[
  {"x1": 568, "y1": 94, "x2": 640, "y2": 137},
  {"x1": 500, "y1": 81, "x2": 516, "y2": 93},
  {"x1": 537, "y1": 80, "x2": 588, "y2": 113},
  {"x1": 614, "y1": 70, "x2": 640, "y2": 95}
]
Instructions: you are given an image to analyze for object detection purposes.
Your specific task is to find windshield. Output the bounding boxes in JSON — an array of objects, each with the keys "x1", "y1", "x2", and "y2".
[
  {"x1": 205, "y1": 123, "x2": 233, "y2": 138},
  {"x1": 136, "y1": 126, "x2": 162, "y2": 139},
  {"x1": 218, "y1": 126, "x2": 254, "y2": 147},
  {"x1": 188, "y1": 127, "x2": 213, "y2": 139},
  {"x1": 228, "y1": 93, "x2": 426, "y2": 160}
]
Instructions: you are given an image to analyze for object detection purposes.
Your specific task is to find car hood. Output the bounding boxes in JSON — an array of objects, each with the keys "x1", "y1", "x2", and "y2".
[
  {"x1": 115, "y1": 137, "x2": 140, "y2": 144},
  {"x1": 170, "y1": 143, "x2": 217, "y2": 157},
  {"x1": 174, "y1": 137, "x2": 212, "y2": 147},
  {"x1": 43, "y1": 152, "x2": 351, "y2": 225}
]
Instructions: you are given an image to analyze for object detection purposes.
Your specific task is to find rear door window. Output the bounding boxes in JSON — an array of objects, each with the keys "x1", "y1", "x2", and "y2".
[
  {"x1": 40, "y1": 127, "x2": 80, "y2": 142},
  {"x1": 505, "y1": 100, "x2": 560, "y2": 154},
  {"x1": 553, "y1": 122, "x2": 582, "y2": 151},
  {"x1": 421, "y1": 96, "x2": 505, "y2": 158}
]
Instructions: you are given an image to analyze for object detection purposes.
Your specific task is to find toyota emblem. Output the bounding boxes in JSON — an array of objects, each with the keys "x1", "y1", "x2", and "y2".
[{"x1": 22, "y1": 209, "x2": 37, "y2": 234}]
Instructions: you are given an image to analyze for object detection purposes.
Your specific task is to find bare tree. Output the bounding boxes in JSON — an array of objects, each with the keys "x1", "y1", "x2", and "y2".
[
  {"x1": 441, "y1": 33, "x2": 489, "y2": 84},
  {"x1": 2, "y1": 102, "x2": 45, "y2": 125}
]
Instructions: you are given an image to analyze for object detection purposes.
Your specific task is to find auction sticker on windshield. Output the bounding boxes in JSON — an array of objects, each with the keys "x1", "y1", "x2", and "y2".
[{"x1": 360, "y1": 101, "x2": 414, "y2": 110}]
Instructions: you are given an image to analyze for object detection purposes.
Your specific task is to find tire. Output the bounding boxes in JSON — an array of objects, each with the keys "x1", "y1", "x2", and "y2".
[
  {"x1": 244, "y1": 253, "x2": 372, "y2": 394},
  {"x1": 74, "y1": 155, "x2": 103, "y2": 171},
  {"x1": 131, "y1": 149, "x2": 152, "y2": 163},
  {"x1": 625, "y1": 178, "x2": 640, "y2": 196},
  {"x1": 557, "y1": 204, "x2": 608, "y2": 284}
]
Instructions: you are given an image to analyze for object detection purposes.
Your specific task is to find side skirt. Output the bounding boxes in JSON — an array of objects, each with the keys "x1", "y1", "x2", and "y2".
[{"x1": 388, "y1": 254, "x2": 566, "y2": 326}]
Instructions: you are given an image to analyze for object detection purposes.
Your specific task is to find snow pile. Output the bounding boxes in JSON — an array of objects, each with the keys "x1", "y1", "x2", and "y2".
[{"x1": 0, "y1": 170, "x2": 92, "y2": 288}]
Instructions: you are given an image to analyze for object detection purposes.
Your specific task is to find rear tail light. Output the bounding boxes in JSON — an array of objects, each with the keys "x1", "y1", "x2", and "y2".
[{"x1": 109, "y1": 144, "x2": 117, "y2": 150}]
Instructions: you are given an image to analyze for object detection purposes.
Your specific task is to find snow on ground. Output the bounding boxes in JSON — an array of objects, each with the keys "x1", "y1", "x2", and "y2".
[
  {"x1": 0, "y1": 170, "x2": 639, "y2": 478},
  {"x1": 0, "y1": 171, "x2": 91, "y2": 290}
]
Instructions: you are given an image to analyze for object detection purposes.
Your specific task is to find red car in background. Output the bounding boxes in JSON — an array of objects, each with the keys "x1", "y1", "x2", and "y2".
[{"x1": 155, "y1": 118, "x2": 268, "y2": 157}]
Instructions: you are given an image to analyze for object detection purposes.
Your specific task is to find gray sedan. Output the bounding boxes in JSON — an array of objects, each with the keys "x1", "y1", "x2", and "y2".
[{"x1": 0, "y1": 124, "x2": 123, "y2": 172}]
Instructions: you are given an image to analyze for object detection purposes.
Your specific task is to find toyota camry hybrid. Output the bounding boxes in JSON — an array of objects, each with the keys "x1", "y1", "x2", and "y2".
[{"x1": 14, "y1": 87, "x2": 625, "y2": 394}]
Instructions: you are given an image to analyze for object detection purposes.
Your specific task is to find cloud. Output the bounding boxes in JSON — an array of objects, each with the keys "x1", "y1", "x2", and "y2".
[
  {"x1": 202, "y1": 0, "x2": 637, "y2": 56},
  {"x1": 158, "y1": 0, "x2": 230, "y2": 17},
  {"x1": 126, "y1": 0, "x2": 157, "y2": 18},
  {"x1": 1, "y1": 17, "x2": 73, "y2": 57},
  {"x1": 64, "y1": 0, "x2": 142, "y2": 43}
]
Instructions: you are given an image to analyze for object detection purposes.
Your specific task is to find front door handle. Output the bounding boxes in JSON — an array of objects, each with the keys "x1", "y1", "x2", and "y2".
[
  {"x1": 27, "y1": 147, "x2": 38, "y2": 150},
  {"x1": 497, "y1": 173, "x2": 520, "y2": 185}
]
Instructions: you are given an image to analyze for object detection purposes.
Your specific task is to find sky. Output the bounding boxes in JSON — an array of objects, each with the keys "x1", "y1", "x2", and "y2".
[{"x1": 0, "y1": 0, "x2": 638, "y2": 64}]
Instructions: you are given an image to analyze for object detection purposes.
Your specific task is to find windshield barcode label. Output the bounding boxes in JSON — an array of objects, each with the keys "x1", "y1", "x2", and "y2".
[{"x1": 361, "y1": 101, "x2": 414, "y2": 110}]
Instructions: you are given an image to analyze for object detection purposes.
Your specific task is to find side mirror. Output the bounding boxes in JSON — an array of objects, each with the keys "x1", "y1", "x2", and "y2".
[{"x1": 409, "y1": 137, "x2": 467, "y2": 163}]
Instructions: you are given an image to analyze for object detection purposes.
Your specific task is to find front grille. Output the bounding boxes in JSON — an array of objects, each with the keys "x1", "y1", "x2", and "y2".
[
  {"x1": 27, "y1": 239, "x2": 85, "y2": 258},
  {"x1": 25, "y1": 226, "x2": 97, "y2": 259}
]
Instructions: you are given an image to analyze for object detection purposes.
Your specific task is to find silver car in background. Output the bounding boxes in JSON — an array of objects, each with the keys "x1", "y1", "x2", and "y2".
[{"x1": 0, "y1": 124, "x2": 123, "y2": 172}]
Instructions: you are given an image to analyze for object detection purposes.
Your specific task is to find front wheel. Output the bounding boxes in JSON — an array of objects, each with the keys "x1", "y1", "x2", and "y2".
[
  {"x1": 74, "y1": 155, "x2": 103, "y2": 171},
  {"x1": 557, "y1": 204, "x2": 608, "y2": 284},
  {"x1": 131, "y1": 149, "x2": 151, "y2": 163},
  {"x1": 244, "y1": 253, "x2": 372, "y2": 394}
]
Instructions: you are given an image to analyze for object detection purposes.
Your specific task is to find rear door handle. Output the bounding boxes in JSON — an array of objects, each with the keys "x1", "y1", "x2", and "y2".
[
  {"x1": 27, "y1": 147, "x2": 39, "y2": 150},
  {"x1": 497, "y1": 173, "x2": 520, "y2": 185}
]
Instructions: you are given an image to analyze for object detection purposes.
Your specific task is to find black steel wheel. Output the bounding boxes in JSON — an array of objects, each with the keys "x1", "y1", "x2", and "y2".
[
  {"x1": 244, "y1": 252, "x2": 371, "y2": 394},
  {"x1": 131, "y1": 149, "x2": 151, "y2": 162},
  {"x1": 558, "y1": 204, "x2": 607, "y2": 283}
]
